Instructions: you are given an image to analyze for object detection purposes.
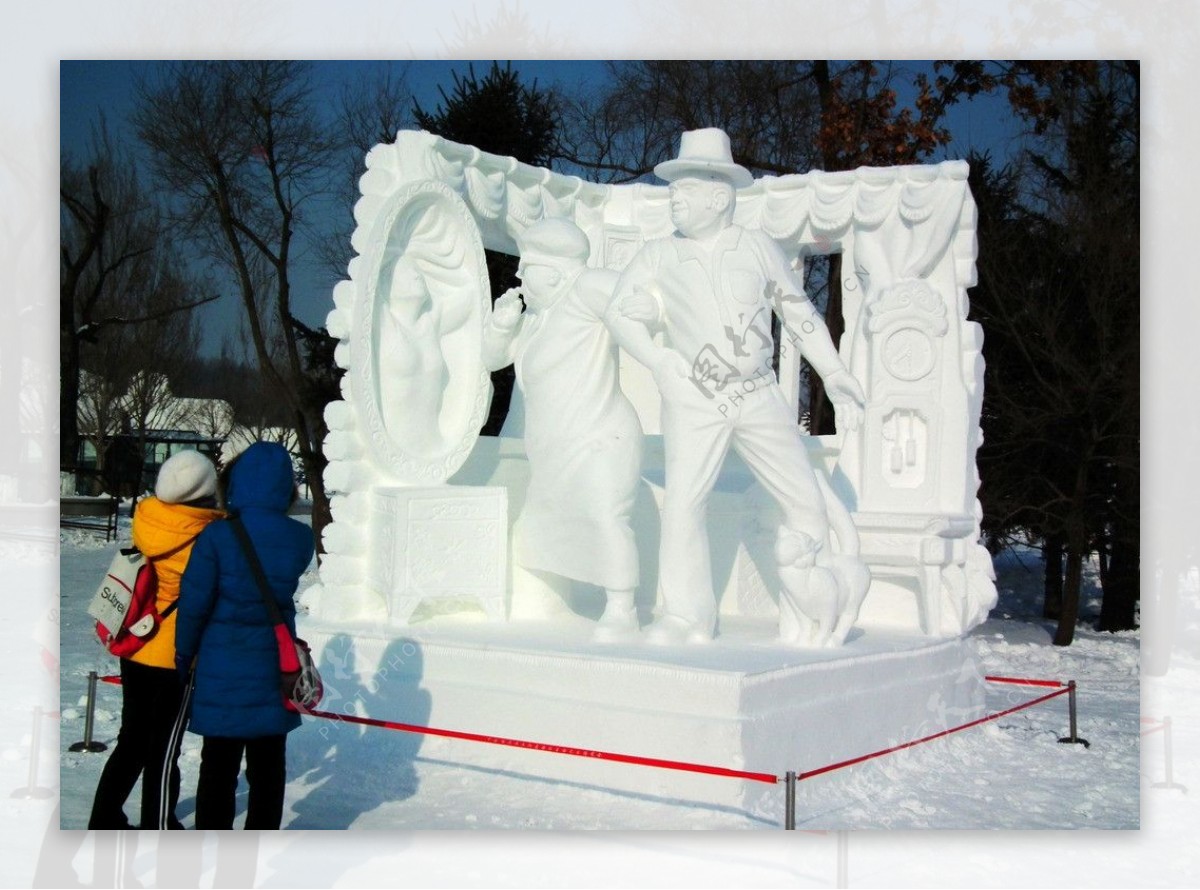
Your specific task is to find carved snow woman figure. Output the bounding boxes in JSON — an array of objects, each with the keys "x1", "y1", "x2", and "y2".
[
  {"x1": 377, "y1": 256, "x2": 450, "y2": 454},
  {"x1": 484, "y1": 218, "x2": 644, "y2": 641}
]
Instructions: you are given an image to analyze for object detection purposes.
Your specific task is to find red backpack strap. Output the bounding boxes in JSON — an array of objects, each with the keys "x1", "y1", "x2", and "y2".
[{"x1": 135, "y1": 535, "x2": 197, "y2": 617}]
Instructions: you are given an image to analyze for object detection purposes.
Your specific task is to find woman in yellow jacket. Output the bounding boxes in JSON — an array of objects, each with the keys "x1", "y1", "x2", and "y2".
[{"x1": 88, "y1": 451, "x2": 223, "y2": 829}]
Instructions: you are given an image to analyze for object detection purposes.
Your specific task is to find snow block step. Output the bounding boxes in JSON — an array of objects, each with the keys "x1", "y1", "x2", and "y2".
[{"x1": 299, "y1": 617, "x2": 985, "y2": 820}]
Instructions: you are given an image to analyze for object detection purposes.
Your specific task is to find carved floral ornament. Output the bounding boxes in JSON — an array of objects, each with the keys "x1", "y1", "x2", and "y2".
[
  {"x1": 864, "y1": 279, "x2": 950, "y2": 385},
  {"x1": 866, "y1": 279, "x2": 949, "y2": 337}
]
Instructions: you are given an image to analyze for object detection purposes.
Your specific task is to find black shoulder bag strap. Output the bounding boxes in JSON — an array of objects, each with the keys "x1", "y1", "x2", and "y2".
[
  {"x1": 228, "y1": 516, "x2": 316, "y2": 717},
  {"x1": 228, "y1": 516, "x2": 288, "y2": 630}
]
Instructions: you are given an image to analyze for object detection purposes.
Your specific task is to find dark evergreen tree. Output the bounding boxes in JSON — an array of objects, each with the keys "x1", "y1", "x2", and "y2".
[
  {"x1": 288, "y1": 317, "x2": 344, "y2": 493},
  {"x1": 414, "y1": 62, "x2": 563, "y2": 434},
  {"x1": 414, "y1": 62, "x2": 560, "y2": 167},
  {"x1": 958, "y1": 62, "x2": 1139, "y2": 642}
]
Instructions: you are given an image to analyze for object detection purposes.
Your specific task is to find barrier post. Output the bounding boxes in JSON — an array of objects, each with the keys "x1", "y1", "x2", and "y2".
[
  {"x1": 10, "y1": 706, "x2": 54, "y2": 799},
  {"x1": 69, "y1": 671, "x2": 108, "y2": 753},
  {"x1": 1056, "y1": 680, "x2": 1090, "y2": 748},
  {"x1": 784, "y1": 771, "x2": 796, "y2": 830},
  {"x1": 836, "y1": 830, "x2": 849, "y2": 888},
  {"x1": 1151, "y1": 716, "x2": 1187, "y2": 791}
]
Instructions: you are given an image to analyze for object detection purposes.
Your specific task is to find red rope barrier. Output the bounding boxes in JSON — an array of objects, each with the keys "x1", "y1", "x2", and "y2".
[
  {"x1": 91, "y1": 669, "x2": 1077, "y2": 789},
  {"x1": 985, "y1": 675, "x2": 1066, "y2": 688},
  {"x1": 797, "y1": 685, "x2": 1071, "y2": 782},
  {"x1": 306, "y1": 708, "x2": 778, "y2": 784},
  {"x1": 91, "y1": 671, "x2": 774, "y2": 782}
]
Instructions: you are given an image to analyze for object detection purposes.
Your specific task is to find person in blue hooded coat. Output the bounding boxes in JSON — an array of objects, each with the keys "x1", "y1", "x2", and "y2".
[{"x1": 175, "y1": 441, "x2": 314, "y2": 829}]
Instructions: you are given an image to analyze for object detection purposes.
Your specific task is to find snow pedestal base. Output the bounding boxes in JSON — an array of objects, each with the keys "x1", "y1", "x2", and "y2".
[
  {"x1": 369, "y1": 486, "x2": 508, "y2": 624},
  {"x1": 299, "y1": 617, "x2": 985, "y2": 820}
]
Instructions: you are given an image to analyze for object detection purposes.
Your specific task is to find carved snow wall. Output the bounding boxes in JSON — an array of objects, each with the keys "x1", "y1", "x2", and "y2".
[{"x1": 318, "y1": 130, "x2": 996, "y2": 637}]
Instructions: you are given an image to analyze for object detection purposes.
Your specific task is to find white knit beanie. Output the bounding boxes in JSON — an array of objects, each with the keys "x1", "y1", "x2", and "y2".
[{"x1": 155, "y1": 450, "x2": 218, "y2": 505}]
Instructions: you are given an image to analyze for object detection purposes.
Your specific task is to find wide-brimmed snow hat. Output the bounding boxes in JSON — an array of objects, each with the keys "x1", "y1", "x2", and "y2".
[
  {"x1": 155, "y1": 450, "x2": 218, "y2": 505},
  {"x1": 654, "y1": 128, "x2": 754, "y2": 188}
]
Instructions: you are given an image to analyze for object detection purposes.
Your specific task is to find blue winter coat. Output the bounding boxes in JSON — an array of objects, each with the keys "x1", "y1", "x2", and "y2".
[{"x1": 176, "y1": 442, "x2": 314, "y2": 738}]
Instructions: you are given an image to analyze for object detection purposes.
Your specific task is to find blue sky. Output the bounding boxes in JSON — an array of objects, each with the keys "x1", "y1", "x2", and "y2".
[
  {"x1": 60, "y1": 60, "x2": 618, "y2": 356},
  {"x1": 60, "y1": 60, "x2": 1018, "y2": 358},
  {"x1": 60, "y1": 60, "x2": 613, "y2": 162},
  {"x1": 61, "y1": 59, "x2": 1019, "y2": 179}
]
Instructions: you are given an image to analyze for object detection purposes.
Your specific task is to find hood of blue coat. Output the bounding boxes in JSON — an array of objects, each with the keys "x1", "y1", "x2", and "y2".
[{"x1": 226, "y1": 442, "x2": 296, "y2": 514}]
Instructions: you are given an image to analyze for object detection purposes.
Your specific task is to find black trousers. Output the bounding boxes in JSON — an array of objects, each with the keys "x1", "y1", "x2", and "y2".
[
  {"x1": 195, "y1": 734, "x2": 287, "y2": 829},
  {"x1": 88, "y1": 659, "x2": 186, "y2": 829}
]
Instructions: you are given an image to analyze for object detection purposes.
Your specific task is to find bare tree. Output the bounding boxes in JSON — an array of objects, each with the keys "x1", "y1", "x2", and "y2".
[
  {"x1": 316, "y1": 65, "x2": 416, "y2": 281},
  {"x1": 340, "y1": 64, "x2": 415, "y2": 161},
  {"x1": 223, "y1": 424, "x2": 300, "y2": 488},
  {"x1": 76, "y1": 368, "x2": 127, "y2": 477},
  {"x1": 183, "y1": 347, "x2": 296, "y2": 438},
  {"x1": 60, "y1": 124, "x2": 217, "y2": 468},
  {"x1": 133, "y1": 61, "x2": 340, "y2": 550},
  {"x1": 188, "y1": 396, "x2": 235, "y2": 442},
  {"x1": 559, "y1": 61, "x2": 822, "y2": 183},
  {"x1": 77, "y1": 301, "x2": 140, "y2": 478},
  {"x1": 124, "y1": 369, "x2": 196, "y2": 444},
  {"x1": 80, "y1": 231, "x2": 209, "y2": 493}
]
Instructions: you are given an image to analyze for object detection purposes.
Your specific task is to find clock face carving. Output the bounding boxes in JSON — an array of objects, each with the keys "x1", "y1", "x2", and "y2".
[{"x1": 882, "y1": 327, "x2": 935, "y2": 381}]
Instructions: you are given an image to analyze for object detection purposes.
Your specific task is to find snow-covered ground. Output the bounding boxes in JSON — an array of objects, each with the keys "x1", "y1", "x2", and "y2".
[{"x1": 3, "y1": 513, "x2": 1195, "y2": 886}]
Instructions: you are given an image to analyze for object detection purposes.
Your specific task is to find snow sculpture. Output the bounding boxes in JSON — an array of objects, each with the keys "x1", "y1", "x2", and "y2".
[
  {"x1": 315, "y1": 126, "x2": 997, "y2": 641},
  {"x1": 321, "y1": 178, "x2": 503, "y2": 624},
  {"x1": 606, "y1": 129, "x2": 869, "y2": 645},
  {"x1": 483, "y1": 218, "x2": 643, "y2": 642}
]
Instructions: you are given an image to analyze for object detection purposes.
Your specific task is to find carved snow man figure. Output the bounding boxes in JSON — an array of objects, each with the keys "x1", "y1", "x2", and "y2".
[
  {"x1": 484, "y1": 218, "x2": 645, "y2": 642},
  {"x1": 606, "y1": 127, "x2": 870, "y2": 646}
]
